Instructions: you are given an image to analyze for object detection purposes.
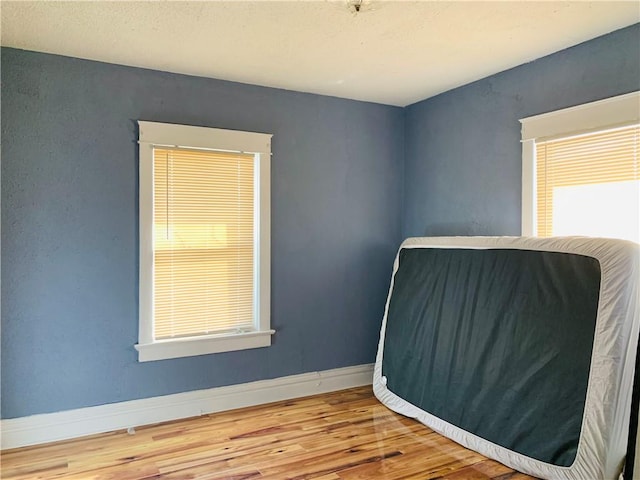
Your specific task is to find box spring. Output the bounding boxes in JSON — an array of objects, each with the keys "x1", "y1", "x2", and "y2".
[{"x1": 373, "y1": 236, "x2": 639, "y2": 480}]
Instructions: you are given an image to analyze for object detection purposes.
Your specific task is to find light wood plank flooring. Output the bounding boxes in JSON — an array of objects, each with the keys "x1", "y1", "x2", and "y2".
[{"x1": 1, "y1": 386, "x2": 537, "y2": 480}]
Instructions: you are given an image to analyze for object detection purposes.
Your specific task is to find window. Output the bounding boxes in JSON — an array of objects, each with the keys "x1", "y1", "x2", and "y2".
[
  {"x1": 520, "y1": 92, "x2": 639, "y2": 242},
  {"x1": 136, "y1": 121, "x2": 273, "y2": 362}
]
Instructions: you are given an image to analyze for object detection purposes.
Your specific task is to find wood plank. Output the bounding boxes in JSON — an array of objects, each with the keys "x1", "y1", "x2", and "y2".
[{"x1": 0, "y1": 386, "x2": 537, "y2": 480}]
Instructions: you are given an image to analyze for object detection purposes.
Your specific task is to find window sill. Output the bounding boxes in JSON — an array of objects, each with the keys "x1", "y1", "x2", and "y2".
[{"x1": 135, "y1": 329, "x2": 275, "y2": 362}]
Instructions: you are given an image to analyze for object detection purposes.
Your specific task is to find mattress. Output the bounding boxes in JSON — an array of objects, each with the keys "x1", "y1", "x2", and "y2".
[{"x1": 373, "y1": 236, "x2": 640, "y2": 480}]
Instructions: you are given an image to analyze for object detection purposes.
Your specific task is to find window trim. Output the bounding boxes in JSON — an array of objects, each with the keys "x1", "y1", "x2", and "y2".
[
  {"x1": 520, "y1": 91, "x2": 640, "y2": 236},
  {"x1": 135, "y1": 121, "x2": 273, "y2": 362}
]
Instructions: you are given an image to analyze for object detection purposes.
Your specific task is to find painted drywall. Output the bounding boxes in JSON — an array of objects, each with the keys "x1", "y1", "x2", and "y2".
[
  {"x1": 403, "y1": 23, "x2": 640, "y2": 238},
  {"x1": 1, "y1": 48, "x2": 404, "y2": 418}
]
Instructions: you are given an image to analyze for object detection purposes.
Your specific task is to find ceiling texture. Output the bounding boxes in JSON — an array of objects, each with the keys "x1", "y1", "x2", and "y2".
[{"x1": 2, "y1": 1, "x2": 639, "y2": 106}]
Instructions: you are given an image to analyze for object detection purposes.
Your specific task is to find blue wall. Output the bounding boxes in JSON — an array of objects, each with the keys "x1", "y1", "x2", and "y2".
[
  {"x1": 1, "y1": 49, "x2": 404, "y2": 418},
  {"x1": 2, "y1": 23, "x2": 639, "y2": 419},
  {"x1": 403, "y1": 23, "x2": 640, "y2": 238}
]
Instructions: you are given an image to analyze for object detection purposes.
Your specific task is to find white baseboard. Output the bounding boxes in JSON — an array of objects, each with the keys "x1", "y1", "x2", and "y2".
[{"x1": 1, "y1": 363, "x2": 374, "y2": 450}]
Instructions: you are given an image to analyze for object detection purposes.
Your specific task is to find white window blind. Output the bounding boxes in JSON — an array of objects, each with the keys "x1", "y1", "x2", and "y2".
[
  {"x1": 153, "y1": 147, "x2": 256, "y2": 339},
  {"x1": 521, "y1": 91, "x2": 640, "y2": 239},
  {"x1": 535, "y1": 124, "x2": 639, "y2": 240},
  {"x1": 136, "y1": 121, "x2": 273, "y2": 362}
]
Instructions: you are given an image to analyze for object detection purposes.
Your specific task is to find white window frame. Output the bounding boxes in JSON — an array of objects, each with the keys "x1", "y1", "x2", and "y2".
[
  {"x1": 135, "y1": 121, "x2": 273, "y2": 362},
  {"x1": 519, "y1": 91, "x2": 640, "y2": 236}
]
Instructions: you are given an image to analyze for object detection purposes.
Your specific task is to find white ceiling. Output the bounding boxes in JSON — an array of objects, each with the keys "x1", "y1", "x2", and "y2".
[{"x1": 2, "y1": 1, "x2": 638, "y2": 106}]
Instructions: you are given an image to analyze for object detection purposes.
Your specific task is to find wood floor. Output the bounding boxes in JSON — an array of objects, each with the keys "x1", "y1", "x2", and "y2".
[{"x1": 1, "y1": 386, "x2": 537, "y2": 480}]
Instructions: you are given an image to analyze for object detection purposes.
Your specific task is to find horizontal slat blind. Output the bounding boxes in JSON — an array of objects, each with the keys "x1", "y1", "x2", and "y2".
[
  {"x1": 536, "y1": 125, "x2": 639, "y2": 237},
  {"x1": 153, "y1": 147, "x2": 255, "y2": 340}
]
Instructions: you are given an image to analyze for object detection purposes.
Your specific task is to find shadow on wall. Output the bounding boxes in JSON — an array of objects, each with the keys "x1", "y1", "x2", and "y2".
[{"x1": 420, "y1": 221, "x2": 504, "y2": 237}]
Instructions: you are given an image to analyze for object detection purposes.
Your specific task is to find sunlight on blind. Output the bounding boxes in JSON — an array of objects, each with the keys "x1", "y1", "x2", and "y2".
[
  {"x1": 153, "y1": 147, "x2": 255, "y2": 340},
  {"x1": 536, "y1": 124, "x2": 640, "y2": 242}
]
